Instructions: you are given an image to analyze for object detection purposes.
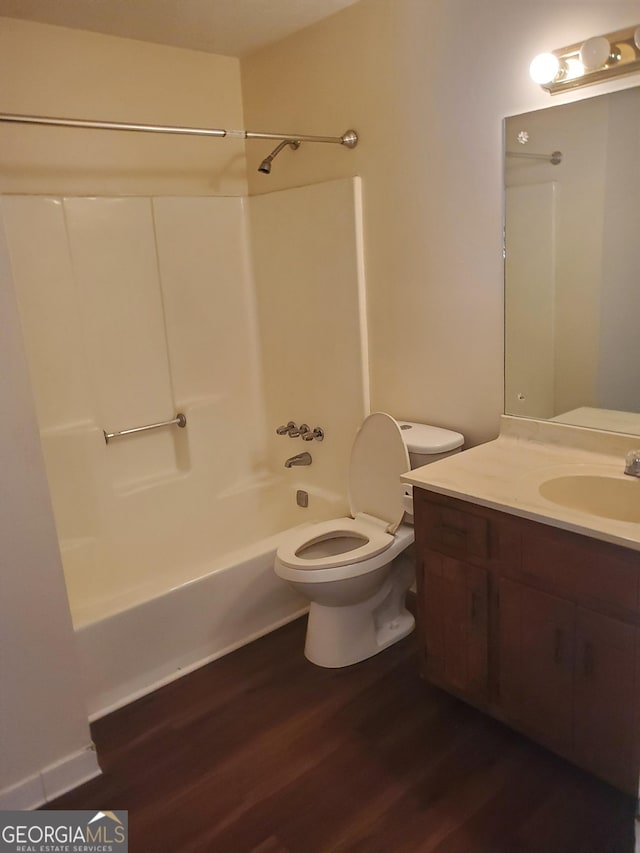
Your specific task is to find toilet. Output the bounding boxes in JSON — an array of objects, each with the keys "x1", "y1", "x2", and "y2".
[{"x1": 275, "y1": 412, "x2": 464, "y2": 667}]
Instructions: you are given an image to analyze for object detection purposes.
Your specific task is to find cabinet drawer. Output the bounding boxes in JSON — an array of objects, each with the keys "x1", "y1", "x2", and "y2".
[
  {"x1": 521, "y1": 523, "x2": 640, "y2": 615},
  {"x1": 431, "y1": 507, "x2": 490, "y2": 558},
  {"x1": 416, "y1": 498, "x2": 490, "y2": 559},
  {"x1": 415, "y1": 491, "x2": 520, "y2": 568}
]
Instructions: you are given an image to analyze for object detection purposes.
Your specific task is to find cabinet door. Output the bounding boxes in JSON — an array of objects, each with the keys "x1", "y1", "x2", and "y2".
[
  {"x1": 499, "y1": 578, "x2": 574, "y2": 752},
  {"x1": 574, "y1": 607, "x2": 637, "y2": 793},
  {"x1": 422, "y1": 551, "x2": 488, "y2": 703}
]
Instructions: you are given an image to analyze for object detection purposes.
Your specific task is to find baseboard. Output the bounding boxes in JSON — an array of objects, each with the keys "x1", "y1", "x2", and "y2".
[
  {"x1": 0, "y1": 745, "x2": 101, "y2": 810},
  {"x1": 0, "y1": 773, "x2": 45, "y2": 810},
  {"x1": 42, "y1": 745, "x2": 102, "y2": 801}
]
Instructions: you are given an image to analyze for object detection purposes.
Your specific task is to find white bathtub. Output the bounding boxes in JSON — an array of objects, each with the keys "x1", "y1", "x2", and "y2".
[
  {"x1": 6, "y1": 187, "x2": 366, "y2": 722},
  {"x1": 70, "y1": 479, "x2": 345, "y2": 719}
]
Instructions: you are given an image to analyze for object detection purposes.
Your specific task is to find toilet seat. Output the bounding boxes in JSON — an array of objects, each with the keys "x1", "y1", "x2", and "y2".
[
  {"x1": 276, "y1": 413, "x2": 412, "y2": 583},
  {"x1": 276, "y1": 519, "x2": 415, "y2": 585},
  {"x1": 276, "y1": 514, "x2": 394, "y2": 571}
]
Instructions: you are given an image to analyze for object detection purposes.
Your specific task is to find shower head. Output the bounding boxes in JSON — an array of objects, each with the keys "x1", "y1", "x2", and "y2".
[{"x1": 258, "y1": 139, "x2": 300, "y2": 174}]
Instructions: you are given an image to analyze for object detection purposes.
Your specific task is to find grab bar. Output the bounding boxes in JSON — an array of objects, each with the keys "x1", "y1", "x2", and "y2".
[
  {"x1": 506, "y1": 149, "x2": 563, "y2": 165},
  {"x1": 103, "y1": 413, "x2": 187, "y2": 444}
]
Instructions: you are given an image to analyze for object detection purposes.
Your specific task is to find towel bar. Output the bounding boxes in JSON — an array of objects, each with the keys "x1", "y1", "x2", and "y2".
[{"x1": 103, "y1": 413, "x2": 186, "y2": 444}]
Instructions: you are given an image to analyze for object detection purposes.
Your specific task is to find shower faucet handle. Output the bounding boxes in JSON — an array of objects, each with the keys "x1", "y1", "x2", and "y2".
[
  {"x1": 301, "y1": 426, "x2": 325, "y2": 441},
  {"x1": 276, "y1": 422, "x2": 324, "y2": 440},
  {"x1": 276, "y1": 421, "x2": 297, "y2": 436},
  {"x1": 289, "y1": 423, "x2": 309, "y2": 438}
]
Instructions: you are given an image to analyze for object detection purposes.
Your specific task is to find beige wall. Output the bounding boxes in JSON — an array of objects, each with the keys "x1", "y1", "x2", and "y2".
[
  {"x1": 0, "y1": 17, "x2": 246, "y2": 196},
  {"x1": 241, "y1": 0, "x2": 640, "y2": 446},
  {"x1": 0, "y1": 220, "x2": 97, "y2": 807}
]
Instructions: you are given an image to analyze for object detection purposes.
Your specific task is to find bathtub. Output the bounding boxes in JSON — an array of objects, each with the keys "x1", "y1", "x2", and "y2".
[
  {"x1": 6, "y1": 186, "x2": 367, "y2": 721},
  {"x1": 70, "y1": 478, "x2": 345, "y2": 719}
]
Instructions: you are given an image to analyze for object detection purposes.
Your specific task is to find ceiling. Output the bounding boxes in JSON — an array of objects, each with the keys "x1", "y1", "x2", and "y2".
[{"x1": 0, "y1": 0, "x2": 361, "y2": 57}]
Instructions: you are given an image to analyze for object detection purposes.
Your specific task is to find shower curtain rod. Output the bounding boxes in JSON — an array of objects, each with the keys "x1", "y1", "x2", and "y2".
[{"x1": 0, "y1": 112, "x2": 359, "y2": 147}]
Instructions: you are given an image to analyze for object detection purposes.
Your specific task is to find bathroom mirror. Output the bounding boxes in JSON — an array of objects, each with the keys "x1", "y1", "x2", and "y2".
[{"x1": 504, "y1": 85, "x2": 640, "y2": 434}]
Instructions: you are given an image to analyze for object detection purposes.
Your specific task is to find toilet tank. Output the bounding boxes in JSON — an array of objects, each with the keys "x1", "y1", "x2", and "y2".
[{"x1": 396, "y1": 420, "x2": 464, "y2": 517}]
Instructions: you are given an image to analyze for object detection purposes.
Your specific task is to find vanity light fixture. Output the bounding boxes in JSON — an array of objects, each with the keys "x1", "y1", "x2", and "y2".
[{"x1": 530, "y1": 24, "x2": 640, "y2": 93}]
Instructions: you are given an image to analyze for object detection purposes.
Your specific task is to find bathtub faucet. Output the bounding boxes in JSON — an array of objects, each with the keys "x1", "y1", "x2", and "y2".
[{"x1": 285, "y1": 452, "x2": 312, "y2": 468}]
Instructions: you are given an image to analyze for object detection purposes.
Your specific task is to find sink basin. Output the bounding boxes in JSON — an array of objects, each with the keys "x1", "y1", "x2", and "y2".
[{"x1": 539, "y1": 475, "x2": 640, "y2": 523}]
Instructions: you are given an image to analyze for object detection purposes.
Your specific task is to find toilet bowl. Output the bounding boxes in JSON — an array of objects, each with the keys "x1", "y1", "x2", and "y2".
[{"x1": 275, "y1": 412, "x2": 463, "y2": 668}]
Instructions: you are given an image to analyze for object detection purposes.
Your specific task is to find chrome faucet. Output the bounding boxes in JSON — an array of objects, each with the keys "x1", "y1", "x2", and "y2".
[
  {"x1": 285, "y1": 452, "x2": 312, "y2": 468},
  {"x1": 624, "y1": 449, "x2": 640, "y2": 477}
]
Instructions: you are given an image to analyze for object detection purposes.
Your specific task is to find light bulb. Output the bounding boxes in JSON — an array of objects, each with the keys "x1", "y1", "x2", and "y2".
[
  {"x1": 564, "y1": 57, "x2": 585, "y2": 80},
  {"x1": 579, "y1": 36, "x2": 611, "y2": 71},
  {"x1": 529, "y1": 53, "x2": 560, "y2": 85}
]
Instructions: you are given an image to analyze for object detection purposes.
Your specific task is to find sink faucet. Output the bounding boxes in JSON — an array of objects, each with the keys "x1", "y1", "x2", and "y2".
[
  {"x1": 285, "y1": 451, "x2": 312, "y2": 468},
  {"x1": 624, "y1": 449, "x2": 640, "y2": 477}
]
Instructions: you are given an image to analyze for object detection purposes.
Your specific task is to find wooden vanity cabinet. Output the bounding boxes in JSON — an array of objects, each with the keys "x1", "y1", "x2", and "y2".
[
  {"x1": 421, "y1": 553, "x2": 489, "y2": 704},
  {"x1": 573, "y1": 607, "x2": 636, "y2": 790},
  {"x1": 498, "y1": 579, "x2": 575, "y2": 754},
  {"x1": 414, "y1": 487, "x2": 640, "y2": 795}
]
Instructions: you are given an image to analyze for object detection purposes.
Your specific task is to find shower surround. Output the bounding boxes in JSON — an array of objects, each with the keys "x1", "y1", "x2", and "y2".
[{"x1": 2, "y1": 178, "x2": 368, "y2": 716}]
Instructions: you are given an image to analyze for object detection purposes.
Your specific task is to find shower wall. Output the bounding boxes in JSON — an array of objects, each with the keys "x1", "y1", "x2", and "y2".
[
  {"x1": 2, "y1": 178, "x2": 366, "y2": 624},
  {"x1": 2, "y1": 195, "x2": 267, "y2": 617},
  {"x1": 250, "y1": 178, "x2": 369, "y2": 503}
]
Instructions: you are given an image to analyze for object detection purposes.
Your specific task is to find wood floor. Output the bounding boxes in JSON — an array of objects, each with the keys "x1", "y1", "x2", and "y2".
[{"x1": 49, "y1": 617, "x2": 635, "y2": 852}]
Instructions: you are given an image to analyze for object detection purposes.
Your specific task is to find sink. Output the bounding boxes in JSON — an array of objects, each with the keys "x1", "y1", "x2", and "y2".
[{"x1": 539, "y1": 475, "x2": 640, "y2": 523}]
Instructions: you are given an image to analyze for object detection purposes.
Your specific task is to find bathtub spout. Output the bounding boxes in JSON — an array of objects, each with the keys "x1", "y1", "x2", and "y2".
[{"x1": 285, "y1": 452, "x2": 312, "y2": 468}]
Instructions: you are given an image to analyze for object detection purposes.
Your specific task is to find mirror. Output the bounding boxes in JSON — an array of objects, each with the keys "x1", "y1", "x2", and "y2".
[{"x1": 504, "y1": 86, "x2": 640, "y2": 434}]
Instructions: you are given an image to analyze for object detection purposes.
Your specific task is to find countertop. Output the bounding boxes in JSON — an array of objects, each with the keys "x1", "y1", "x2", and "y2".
[{"x1": 401, "y1": 416, "x2": 640, "y2": 552}]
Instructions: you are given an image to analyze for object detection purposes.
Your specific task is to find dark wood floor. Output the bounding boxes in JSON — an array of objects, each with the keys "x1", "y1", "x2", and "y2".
[{"x1": 49, "y1": 617, "x2": 635, "y2": 852}]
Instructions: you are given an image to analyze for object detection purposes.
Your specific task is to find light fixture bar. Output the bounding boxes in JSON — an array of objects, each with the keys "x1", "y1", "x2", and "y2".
[{"x1": 535, "y1": 25, "x2": 640, "y2": 94}]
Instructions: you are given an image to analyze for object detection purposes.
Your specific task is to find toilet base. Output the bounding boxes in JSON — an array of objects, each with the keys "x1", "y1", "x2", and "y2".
[{"x1": 303, "y1": 558, "x2": 415, "y2": 668}]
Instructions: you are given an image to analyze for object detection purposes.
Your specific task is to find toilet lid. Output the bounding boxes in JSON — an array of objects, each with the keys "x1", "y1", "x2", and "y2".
[{"x1": 349, "y1": 412, "x2": 410, "y2": 533}]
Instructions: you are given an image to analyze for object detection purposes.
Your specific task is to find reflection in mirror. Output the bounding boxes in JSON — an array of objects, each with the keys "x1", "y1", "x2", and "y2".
[{"x1": 504, "y1": 87, "x2": 640, "y2": 434}]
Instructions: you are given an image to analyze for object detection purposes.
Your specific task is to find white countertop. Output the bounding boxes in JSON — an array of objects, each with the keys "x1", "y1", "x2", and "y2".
[
  {"x1": 551, "y1": 406, "x2": 640, "y2": 435},
  {"x1": 401, "y1": 416, "x2": 640, "y2": 552}
]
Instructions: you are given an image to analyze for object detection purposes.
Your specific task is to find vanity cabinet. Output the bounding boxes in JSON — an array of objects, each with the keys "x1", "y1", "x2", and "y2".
[
  {"x1": 498, "y1": 580, "x2": 574, "y2": 753},
  {"x1": 414, "y1": 487, "x2": 640, "y2": 795},
  {"x1": 421, "y1": 553, "x2": 488, "y2": 704}
]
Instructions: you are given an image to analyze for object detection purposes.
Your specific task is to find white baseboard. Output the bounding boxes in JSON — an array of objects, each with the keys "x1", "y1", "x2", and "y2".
[
  {"x1": 0, "y1": 744, "x2": 101, "y2": 810},
  {"x1": 42, "y1": 745, "x2": 102, "y2": 802},
  {"x1": 0, "y1": 773, "x2": 45, "y2": 810}
]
